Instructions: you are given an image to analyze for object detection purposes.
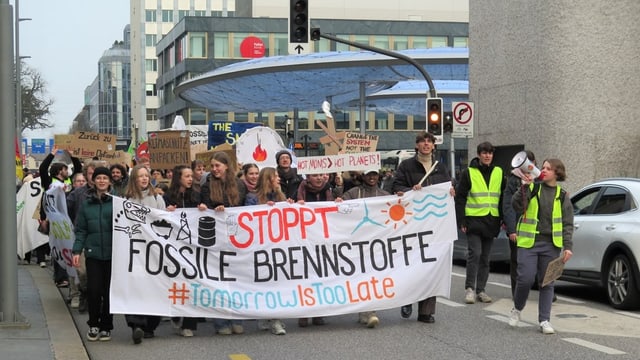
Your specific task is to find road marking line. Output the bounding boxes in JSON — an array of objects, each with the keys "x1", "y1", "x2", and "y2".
[
  {"x1": 562, "y1": 338, "x2": 626, "y2": 355},
  {"x1": 555, "y1": 296, "x2": 585, "y2": 304},
  {"x1": 437, "y1": 297, "x2": 465, "y2": 307},
  {"x1": 488, "y1": 281, "x2": 510, "y2": 289},
  {"x1": 451, "y1": 271, "x2": 465, "y2": 278},
  {"x1": 486, "y1": 314, "x2": 532, "y2": 327},
  {"x1": 615, "y1": 311, "x2": 640, "y2": 319},
  {"x1": 229, "y1": 355, "x2": 252, "y2": 360}
]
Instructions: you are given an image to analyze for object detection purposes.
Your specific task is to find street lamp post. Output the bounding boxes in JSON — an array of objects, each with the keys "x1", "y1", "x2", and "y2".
[{"x1": 15, "y1": 0, "x2": 31, "y2": 160}]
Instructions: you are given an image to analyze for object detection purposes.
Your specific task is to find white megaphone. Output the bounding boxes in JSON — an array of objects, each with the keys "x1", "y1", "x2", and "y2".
[{"x1": 511, "y1": 151, "x2": 541, "y2": 178}]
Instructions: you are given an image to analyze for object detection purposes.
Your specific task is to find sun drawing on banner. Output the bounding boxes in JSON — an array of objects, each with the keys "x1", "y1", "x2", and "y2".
[{"x1": 381, "y1": 199, "x2": 413, "y2": 229}]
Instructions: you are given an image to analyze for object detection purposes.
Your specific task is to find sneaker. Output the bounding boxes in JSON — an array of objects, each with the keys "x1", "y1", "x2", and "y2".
[
  {"x1": 400, "y1": 304, "x2": 412, "y2": 318},
  {"x1": 271, "y1": 320, "x2": 286, "y2": 335},
  {"x1": 366, "y1": 315, "x2": 379, "y2": 328},
  {"x1": 311, "y1": 317, "x2": 326, "y2": 326},
  {"x1": 508, "y1": 308, "x2": 521, "y2": 327},
  {"x1": 39, "y1": 262, "x2": 46, "y2": 268},
  {"x1": 258, "y1": 319, "x2": 271, "y2": 330},
  {"x1": 171, "y1": 317, "x2": 182, "y2": 329},
  {"x1": 477, "y1": 292, "x2": 493, "y2": 303},
  {"x1": 231, "y1": 324, "x2": 244, "y2": 334},
  {"x1": 132, "y1": 327, "x2": 144, "y2": 344},
  {"x1": 70, "y1": 296, "x2": 80, "y2": 309},
  {"x1": 217, "y1": 327, "x2": 232, "y2": 335},
  {"x1": 464, "y1": 287, "x2": 475, "y2": 304},
  {"x1": 540, "y1": 321, "x2": 555, "y2": 334},
  {"x1": 87, "y1": 327, "x2": 99, "y2": 341},
  {"x1": 358, "y1": 313, "x2": 369, "y2": 324},
  {"x1": 181, "y1": 328, "x2": 194, "y2": 337},
  {"x1": 99, "y1": 330, "x2": 111, "y2": 341}
]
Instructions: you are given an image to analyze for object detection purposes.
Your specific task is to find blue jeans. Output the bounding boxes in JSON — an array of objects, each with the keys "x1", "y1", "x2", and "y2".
[
  {"x1": 513, "y1": 240, "x2": 561, "y2": 322},
  {"x1": 464, "y1": 232, "x2": 494, "y2": 293},
  {"x1": 214, "y1": 318, "x2": 242, "y2": 330}
]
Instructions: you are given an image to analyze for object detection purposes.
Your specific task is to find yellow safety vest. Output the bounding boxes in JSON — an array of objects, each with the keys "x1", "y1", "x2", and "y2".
[
  {"x1": 465, "y1": 167, "x2": 503, "y2": 217},
  {"x1": 516, "y1": 184, "x2": 564, "y2": 248}
]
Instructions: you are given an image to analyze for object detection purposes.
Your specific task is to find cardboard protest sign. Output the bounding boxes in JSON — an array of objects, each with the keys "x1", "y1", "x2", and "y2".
[
  {"x1": 296, "y1": 152, "x2": 381, "y2": 175},
  {"x1": 343, "y1": 132, "x2": 379, "y2": 153},
  {"x1": 195, "y1": 143, "x2": 238, "y2": 172},
  {"x1": 148, "y1": 130, "x2": 191, "y2": 170},
  {"x1": 54, "y1": 132, "x2": 116, "y2": 159}
]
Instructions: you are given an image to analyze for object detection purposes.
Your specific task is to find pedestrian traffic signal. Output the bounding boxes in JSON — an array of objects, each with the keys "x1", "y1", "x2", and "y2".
[
  {"x1": 443, "y1": 112, "x2": 453, "y2": 133},
  {"x1": 289, "y1": 0, "x2": 309, "y2": 43},
  {"x1": 427, "y1": 97, "x2": 443, "y2": 136}
]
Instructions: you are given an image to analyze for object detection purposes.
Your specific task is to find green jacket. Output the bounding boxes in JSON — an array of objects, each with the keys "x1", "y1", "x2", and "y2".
[{"x1": 72, "y1": 191, "x2": 113, "y2": 260}]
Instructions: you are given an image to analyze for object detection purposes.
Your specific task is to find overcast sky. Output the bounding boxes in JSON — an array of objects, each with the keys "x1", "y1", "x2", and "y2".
[{"x1": 16, "y1": 0, "x2": 130, "y2": 141}]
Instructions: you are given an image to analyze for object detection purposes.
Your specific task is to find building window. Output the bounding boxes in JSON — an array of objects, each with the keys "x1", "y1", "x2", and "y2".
[
  {"x1": 335, "y1": 35, "x2": 350, "y2": 52},
  {"x1": 430, "y1": 36, "x2": 448, "y2": 48},
  {"x1": 375, "y1": 112, "x2": 388, "y2": 130},
  {"x1": 214, "y1": 32, "x2": 230, "y2": 58},
  {"x1": 162, "y1": 10, "x2": 174, "y2": 23},
  {"x1": 194, "y1": 10, "x2": 206, "y2": 16},
  {"x1": 412, "y1": 37, "x2": 428, "y2": 49},
  {"x1": 274, "y1": 33, "x2": 288, "y2": 56},
  {"x1": 145, "y1": 10, "x2": 156, "y2": 22},
  {"x1": 189, "y1": 108, "x2": 207, "y2": 125},
  {"x1": 178, "y1": 10, "x2": 189, "y2": 22},
  {"x1": 394, "y1": 36, "x2": 408, "y2": 50},
  {"x1": 188, "y1": 32, "x2": 207, "y2": 58},
  {"x1": 394, "y1": 114, "x2": 408, "y2": 130},
  {"x1": 232, "y1": 32, "x2": 250, "y2": 58},
  {"x1": 146, "y1": 108, "x2": 157, "y2": 122},
  {"x1": 145, "y1": 34, "x2": 157, "y2": 47},
  {"x1": 373, "y1": 36, "x2": 390, "y2": 50},
  {"x1": 145, "y1": 84, "x2": 157, "y2": 96},
  {"x1": 145, "y1": 59, "x2": 157, "y2": 72},
  {"x1": 453, "y1": 37, "x2": 469, "y2": 48}
]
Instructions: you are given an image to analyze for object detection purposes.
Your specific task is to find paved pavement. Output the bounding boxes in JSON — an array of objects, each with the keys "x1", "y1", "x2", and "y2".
[{"x1": 0, "y1": 262, "x2": 88, "y2": 360}]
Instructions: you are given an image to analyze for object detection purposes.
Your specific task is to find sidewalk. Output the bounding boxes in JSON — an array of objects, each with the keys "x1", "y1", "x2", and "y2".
[{"x1": 0, "y1": 263, "x2": 88, "y2": 360}]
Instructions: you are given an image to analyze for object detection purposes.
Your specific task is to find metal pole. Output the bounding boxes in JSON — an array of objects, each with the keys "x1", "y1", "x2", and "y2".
[
  {"x1": 449, "y1": 135, "x2": 456, "y2": 182},
  {"x1": 0, "y1": 0, "x2": 27, "y2": 326},
  {"x1": 14, "y1": 0, "x2": 22, "y2": 156},
  {"x1": 359, "y1": 82, "x2": 366, "y2": 134}
]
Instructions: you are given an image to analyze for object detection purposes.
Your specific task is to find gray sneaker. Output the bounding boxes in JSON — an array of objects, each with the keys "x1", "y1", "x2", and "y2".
[
  {"x1": 464, "y1": 287, "x2": 475, "y2": 304},
  {"x1": 477, "y1": 292, "x2": 493, "y2": 303},
  {"x1": 271, "y1": 320, "x2": 286, "y2": 335},
  {"x1": 508, "y1": 308, "x2": 521, "y2": 327}
]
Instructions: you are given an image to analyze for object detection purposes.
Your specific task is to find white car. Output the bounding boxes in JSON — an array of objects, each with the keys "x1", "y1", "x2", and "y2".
[
  {"x1": 562, "y1": 178, "x2": 640, "y2": 310},
  {"x1": 380, "y1": 149, "x2": 415, "y2": 168}
]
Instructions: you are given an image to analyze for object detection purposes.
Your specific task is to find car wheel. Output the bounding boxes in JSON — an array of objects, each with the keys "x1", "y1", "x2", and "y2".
[{"x1": 606, "y1": 254, "x2": 640, "y2": 310}]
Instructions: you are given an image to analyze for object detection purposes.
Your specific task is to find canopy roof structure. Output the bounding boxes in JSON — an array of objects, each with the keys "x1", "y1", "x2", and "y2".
[
  {"x1": 336, "y1": 80, "x2": 469, "y2": 115},
  {"x1": 176, "y1": 48, "x2": 469, "y2": 113}
]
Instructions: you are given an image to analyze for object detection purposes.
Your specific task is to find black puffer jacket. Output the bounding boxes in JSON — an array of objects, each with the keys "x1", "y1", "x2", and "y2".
[{"x1": 390, "y1": 154, "x2": 451, "y2": 194}]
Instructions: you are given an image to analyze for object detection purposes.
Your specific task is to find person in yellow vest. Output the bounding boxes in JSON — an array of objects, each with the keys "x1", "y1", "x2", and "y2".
[
  {"x1": 508, "y1": 158, "x2": 573, "y2": 334},
  {"x1": 455, "y1": 142, "x2": 505, "y2": 304}
]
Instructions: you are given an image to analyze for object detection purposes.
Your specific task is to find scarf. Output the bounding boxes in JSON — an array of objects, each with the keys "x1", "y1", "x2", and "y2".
[{"x1": 243, "y1": 178, "x2": 256, "y2": 193}]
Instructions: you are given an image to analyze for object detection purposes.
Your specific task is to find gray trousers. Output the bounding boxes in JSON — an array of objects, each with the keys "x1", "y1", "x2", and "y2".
[
  {"x1": 464, "y1": 232, "x2": 494, "y2": 293},
  {"x1": 513, "y1": 240, "x2": 560, "y2": 323}
]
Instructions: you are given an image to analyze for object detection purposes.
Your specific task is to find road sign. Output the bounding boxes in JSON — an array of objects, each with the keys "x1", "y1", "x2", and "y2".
[
  {"x1": 288, "y1": 42, "x2": 311, "y2": 55},
  {"x1": 452, "y1": 101, "x2": 474, "y2": 138}
]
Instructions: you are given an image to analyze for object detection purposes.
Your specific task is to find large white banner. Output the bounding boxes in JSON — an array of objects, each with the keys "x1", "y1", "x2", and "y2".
[
  {"x1": 43, "y1": 185, "x2": 77, "y2": 277},
  {"x1": 110, "y1": 182, "x2": 456, "y2": 319},
  {"x1": 16, "y1": 179, "x2": 49, "y2": 258}
]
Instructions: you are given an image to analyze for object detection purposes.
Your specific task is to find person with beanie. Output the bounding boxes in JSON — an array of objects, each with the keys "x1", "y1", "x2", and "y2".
[
  {"x1": 275, "y1": 150, "x2": 302, "y2": 201},
  {"x1": 391, "y1": 131, "x2": 453, "y2": 324}
]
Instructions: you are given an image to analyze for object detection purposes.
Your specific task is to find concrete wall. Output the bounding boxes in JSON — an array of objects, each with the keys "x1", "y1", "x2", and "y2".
[{"x1": 469, "y1": 0, "x2": 640, "y2": 192}]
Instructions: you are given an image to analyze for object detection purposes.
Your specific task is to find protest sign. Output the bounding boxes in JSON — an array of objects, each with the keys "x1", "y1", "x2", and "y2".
[
  {"x1": 42, "y1": 185, "x2": 76, "y2": 278},
  {"x1": 16, "y1": 178, "x2": 49, "y2": 258},
  {"x1": 343, "y1": 132, "x2": 379, "y2": 153},
  {"x1": 236, "y1": 127, "x2": 287, "y2": 169},
  {"x1": 148, "y1": 130, "x2": 191, "y2": 170},
  {"x1": 109, "y1": 182, "x2": 456, "y2": 319},
  {"x1": 54, "y1": 132, "x2": 116, "y2": 159},
  {"x1": 208, "y1": 121, "x2": 261, "y2": 148},
  {"x1": 296, "y1": 152, "x2": 381, "y2": 175}
]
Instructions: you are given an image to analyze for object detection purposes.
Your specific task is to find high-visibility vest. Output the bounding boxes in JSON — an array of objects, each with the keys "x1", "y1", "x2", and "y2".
[
  {"x1": 464, "y1": 167, "x2": 503, "y2": 217},
  {"x1": 516, "y1": 184, "x2": 564, "y2": 248}
]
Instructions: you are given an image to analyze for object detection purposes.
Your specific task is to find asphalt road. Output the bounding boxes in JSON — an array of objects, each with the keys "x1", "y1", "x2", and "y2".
[{"x1": 67, "y1": 265, "x2": 640, "y2": 360}]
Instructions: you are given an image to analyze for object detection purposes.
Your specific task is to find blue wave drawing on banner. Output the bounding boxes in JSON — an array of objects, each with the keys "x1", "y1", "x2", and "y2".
[
  {"x1": 412, "y1": 193, "x2": 449, "y2": 220},
  {"x1": 413, "y1": 193, "x2": 448, "y2": 203},
  {"x1": 414, "y1": 211, "x2": 448, "y2": 221}
]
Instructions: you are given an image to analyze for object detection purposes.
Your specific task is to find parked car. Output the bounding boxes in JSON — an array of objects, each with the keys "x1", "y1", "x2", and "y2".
[
  {"x1": 562, "y1": 178, "x2": 640, "y2": 310},
  {"x1": 380, "y1": 149, "x2": 415, "y2": 169},
  {"x1": 452, "y1": 228, "x2": 511, "y2": 264}
]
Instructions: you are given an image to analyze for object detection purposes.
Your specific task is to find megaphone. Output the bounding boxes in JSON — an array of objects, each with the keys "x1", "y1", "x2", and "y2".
[{"x1": 511, "y1": 151, "x2": 541, "y2": 178}]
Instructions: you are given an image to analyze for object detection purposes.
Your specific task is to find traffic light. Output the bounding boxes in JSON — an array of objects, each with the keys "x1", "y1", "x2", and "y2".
[
  {"x1": 443, "y1": 112, "x2": 453, "y2": 133},
  {"x1": 426, "y1": 97, "x2": 443, "y2": 136},
  {"x1": 289, "y1": 0, "x2": 309, "y2": 43}
]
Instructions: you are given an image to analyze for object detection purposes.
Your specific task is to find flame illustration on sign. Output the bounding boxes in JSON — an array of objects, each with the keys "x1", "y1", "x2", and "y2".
[{"x1": 252, "y1": 133, "x2": 267, "y2": 162}]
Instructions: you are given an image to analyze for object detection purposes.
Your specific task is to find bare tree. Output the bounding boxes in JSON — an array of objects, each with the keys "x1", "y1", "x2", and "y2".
[{"x1": 19, "y1": 63, "x2": 54, "y2": 131}]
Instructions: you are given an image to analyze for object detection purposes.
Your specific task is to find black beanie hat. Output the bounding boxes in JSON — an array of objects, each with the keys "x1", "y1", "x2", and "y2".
[
  {"x1": 92, "y1": 166, "x2": 111, "y2": 181},
  {"x1": 275, "y1": 150, "x2": 291, "y2": 165}
]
